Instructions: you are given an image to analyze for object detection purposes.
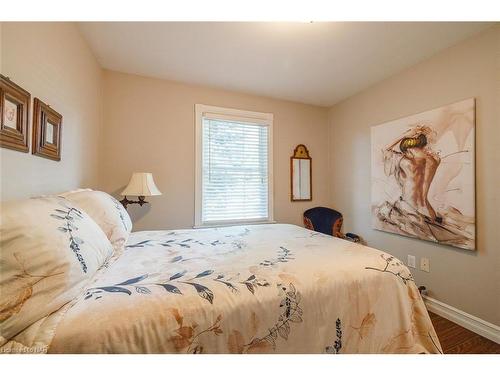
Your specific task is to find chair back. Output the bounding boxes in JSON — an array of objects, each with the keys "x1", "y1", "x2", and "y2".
[{"x1": 303, "y1": 207, "x2": 344, "y2": 237}]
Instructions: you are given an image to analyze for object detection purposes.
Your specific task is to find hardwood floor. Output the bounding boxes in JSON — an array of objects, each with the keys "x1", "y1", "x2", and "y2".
[{"x1": 429, "y1": 311, "x2": 500, "y2": 354}]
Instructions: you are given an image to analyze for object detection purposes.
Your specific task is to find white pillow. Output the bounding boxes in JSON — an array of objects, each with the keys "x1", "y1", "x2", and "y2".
[
  {"x1": 61, "y1": 190, "x2": 132, "y2": 251},
  {"x1": 0, "y1": 196, "x2": 113, "y2": 344},
  {"x1": 57, "y1": 188, "x2": 93, "y2": 197}
]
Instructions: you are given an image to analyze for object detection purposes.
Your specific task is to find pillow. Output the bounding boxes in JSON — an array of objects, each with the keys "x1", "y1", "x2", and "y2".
[
  {"x1": 31, "y1": 188, "x2": 93, "y2": 199},
  {"x1": 57, "y1": 188, "x2": 93, "y2": 197},
  {"x1": 0, "y1": 196, "x2": 113, "y2": 343},
  {"x1": 61, "y1": 190, "x2": 132, "y2": 251}
]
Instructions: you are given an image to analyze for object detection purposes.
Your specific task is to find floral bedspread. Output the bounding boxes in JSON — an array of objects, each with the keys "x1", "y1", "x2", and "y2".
[{"x1": 45, "y1": 224, "x2": 441, "y2": 353}]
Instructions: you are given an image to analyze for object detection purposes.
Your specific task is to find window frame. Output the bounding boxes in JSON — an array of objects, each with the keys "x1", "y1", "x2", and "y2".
[{"x1": 194, "y1": 104, "x2": 274, "y2": 228}]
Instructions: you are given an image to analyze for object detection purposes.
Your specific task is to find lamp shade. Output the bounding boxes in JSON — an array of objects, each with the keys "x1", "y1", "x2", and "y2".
[{"x1": 121, "y1": 172, "x2": 162, "y2": 197}]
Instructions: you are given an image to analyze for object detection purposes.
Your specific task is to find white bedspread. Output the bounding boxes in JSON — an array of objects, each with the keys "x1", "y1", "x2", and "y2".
[{"x1": 12, "y1": 224, "x2": 441, "y2": 353}]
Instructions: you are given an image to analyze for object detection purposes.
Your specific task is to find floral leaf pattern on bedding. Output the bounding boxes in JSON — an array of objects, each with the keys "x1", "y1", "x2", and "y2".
[
  {"x1": 192, "y1": 270, "x2": 214, "y2": 279},
  {"x1": 51, "y1": 204, "x2": 88, "y2": 273},
  {"x1": 260, "y1": 246, "x2": 294, "y2": 267},
  {"x1": 213, "y1": 275, "x2": 240, "y2": 294},
  {"x1": 134, "y1": 286, "x2": 151, "y2": 294},
  {"x1": 126, "y1": 240, "x2": 152, "y2": 248},
  {"x1": 97, "y1": 286, "x2": 131, "y2": 295},
  {"x1": 365, "y1": 254, "x2": 414, "y2": 285},
  {"x1": 87, "y1": 275, "x2": 178, "y2": 300},
  {"x1": 125, "y1": 228, "x2": 250, "y2": 257},
  {"x1": 223, "y1": 227, "x2": 250, "y2": 238},
  {"x1": 126, "y1": 238, "x2": 224, "y2": 249},
  {"x1": 350, "y1": 312, "x2": 376, "y2": 339},
  {"x1": 158, "y1": 283, "x2": 182, "y2": 295},
  {"x1": 169, "y1": 271, "x2": 187, "y2": 281},
  {"x1": 83, "y1": 268, "x2": 271, "y2": 304},
  {"x1": 212, "y1": 274, "x2": 270, "y2": 295},
  {"x1": 0, "y1": 254, "x2": 64, "y2": 322},
  {"x1": 109, "y1": 196, "x2": 130, "y2": 232},
  {"x1": 325, "y1": 318, "x2": 343, "y2": 354},
  {"x1": 180, "y1": 282, "x2": 214, "y2": 304},
  {"x1": 84, "y1": 272, "x2": 191, "y2": 300},
  {"x1": 240, "y1": 275, "x2": 270, "y2": 294},
  {"x1": 116, "y1": 274, "x2": 148, "y2": 285},
  {"x1": 167, "y1": 309, "x2": 223, "y2": 353},
  {"x1": 243, "y1": 283, "x2": 303, "y2": 352}
]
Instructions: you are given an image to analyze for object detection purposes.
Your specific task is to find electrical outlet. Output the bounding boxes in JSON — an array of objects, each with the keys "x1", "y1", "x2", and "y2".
[
  {"x1": 407, "y1": 255, "x2": 416, "y2": 268},
  {"x1": 420, "y1": 257, "x2": 430, "y2": 272}
]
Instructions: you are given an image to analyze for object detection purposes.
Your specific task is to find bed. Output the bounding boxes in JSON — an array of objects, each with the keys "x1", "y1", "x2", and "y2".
[{"x1": 0, "y1": 193, "x2": 441, "y2": 354}]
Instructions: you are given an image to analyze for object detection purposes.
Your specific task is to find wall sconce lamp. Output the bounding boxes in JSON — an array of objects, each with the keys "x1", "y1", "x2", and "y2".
[{"x1": 120, "y1": 172, "x2": 162, "y2": 209}]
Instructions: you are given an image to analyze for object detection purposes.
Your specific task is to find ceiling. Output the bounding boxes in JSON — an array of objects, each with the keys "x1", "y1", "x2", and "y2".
[{"x1": 78, "y1": 22, "x2": 493, "y2": 107}]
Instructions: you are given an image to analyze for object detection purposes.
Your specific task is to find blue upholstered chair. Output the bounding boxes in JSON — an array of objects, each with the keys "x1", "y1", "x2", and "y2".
[{"x1": 303, "y1": 207, "x2": 361, "y2": 242}]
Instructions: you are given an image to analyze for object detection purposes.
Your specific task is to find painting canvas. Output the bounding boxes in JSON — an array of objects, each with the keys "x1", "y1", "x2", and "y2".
[{"x1": 371, "y1": 98, "x2": 475, "y2": 250}]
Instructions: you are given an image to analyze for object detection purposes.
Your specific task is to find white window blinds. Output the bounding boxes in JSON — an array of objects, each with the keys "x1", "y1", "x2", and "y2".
[{"x1": 201, "y1": 117, "x2": 270, "y2": 224}]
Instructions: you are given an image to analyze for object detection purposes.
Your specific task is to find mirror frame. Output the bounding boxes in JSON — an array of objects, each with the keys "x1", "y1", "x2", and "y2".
[{"x1": 290, "y1": 144, "x2": 312, "y2": 202}]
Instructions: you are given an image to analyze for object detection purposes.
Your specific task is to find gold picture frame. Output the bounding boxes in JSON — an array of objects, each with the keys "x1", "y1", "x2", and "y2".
[
  {"x1": 32, "y1": 98, "x2": 63, "y2": 161},
  {"x1": 0, "y1": 75, "x2": 31, "y2": 152}
]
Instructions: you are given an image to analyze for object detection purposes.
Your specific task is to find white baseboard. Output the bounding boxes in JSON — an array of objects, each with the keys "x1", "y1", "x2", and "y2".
[{"x1": 423, "y1": 295, "x2": 500, "y2": 344}]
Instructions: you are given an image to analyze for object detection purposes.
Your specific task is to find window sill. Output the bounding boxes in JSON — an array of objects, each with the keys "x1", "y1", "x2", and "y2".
[{"x1": 193, "y1": 220, "x2": 276, "y2": 229}]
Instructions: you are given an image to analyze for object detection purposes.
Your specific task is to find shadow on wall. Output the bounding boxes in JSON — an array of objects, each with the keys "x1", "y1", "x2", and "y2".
[{"x1": 110, "y1": 186, "x2": 151, "y2": 225}]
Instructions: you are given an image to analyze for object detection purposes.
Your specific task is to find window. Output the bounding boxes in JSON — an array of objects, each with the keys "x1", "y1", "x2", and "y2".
[{"x1": 195, "y1": 104, "x2": 273, "y2": 227}]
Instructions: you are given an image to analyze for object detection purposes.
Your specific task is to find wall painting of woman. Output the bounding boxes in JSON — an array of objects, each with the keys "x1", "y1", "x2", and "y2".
[{"x1": 371, "y1": 98, "x2": 475, "y2": 250}]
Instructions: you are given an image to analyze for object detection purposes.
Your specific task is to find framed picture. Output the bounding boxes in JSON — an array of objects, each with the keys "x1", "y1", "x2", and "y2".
[
  {"x1": 32, "y1": 98, "x2": 63, "y2": 161},
  {"x1": 371, "y1": 98, "x2": 475, "y2": 250},
  {"x1": 0, "y1": 75, "x2": 31, "y2": 152}
]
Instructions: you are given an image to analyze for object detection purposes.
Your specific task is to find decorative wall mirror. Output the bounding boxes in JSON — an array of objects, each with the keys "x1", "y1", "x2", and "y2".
[{"x1": 291, "y1": 144, "x2": 312, "y2": 201}]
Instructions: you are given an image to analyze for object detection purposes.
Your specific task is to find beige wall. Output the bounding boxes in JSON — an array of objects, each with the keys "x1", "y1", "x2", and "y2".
[
  {"x1": 2, "y1": 22, "x2": 498, "y2": 325},
  {"x1": 0, "y1": 23, "x2": 103, "y2": 200},
  {"x1": 328, "y1": 26, "x2": 500, "y2": 325},
  {"x1": 101, "y1": 70, "x2": 330, "y2": 231}
]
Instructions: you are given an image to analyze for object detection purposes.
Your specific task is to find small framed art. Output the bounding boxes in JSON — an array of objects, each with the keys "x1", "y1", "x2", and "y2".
[
  {"x1": 0, "y1": 74, "x2": 31, "y2": 152},
  {"x1": 32, "y1": 98, "x2": 63, "y2": 161}
]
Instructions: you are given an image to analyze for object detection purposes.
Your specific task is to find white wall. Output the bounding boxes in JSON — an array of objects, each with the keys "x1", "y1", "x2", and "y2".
[{"x1": 0, "y1": 23, "x2": 103, "y2": 200}]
